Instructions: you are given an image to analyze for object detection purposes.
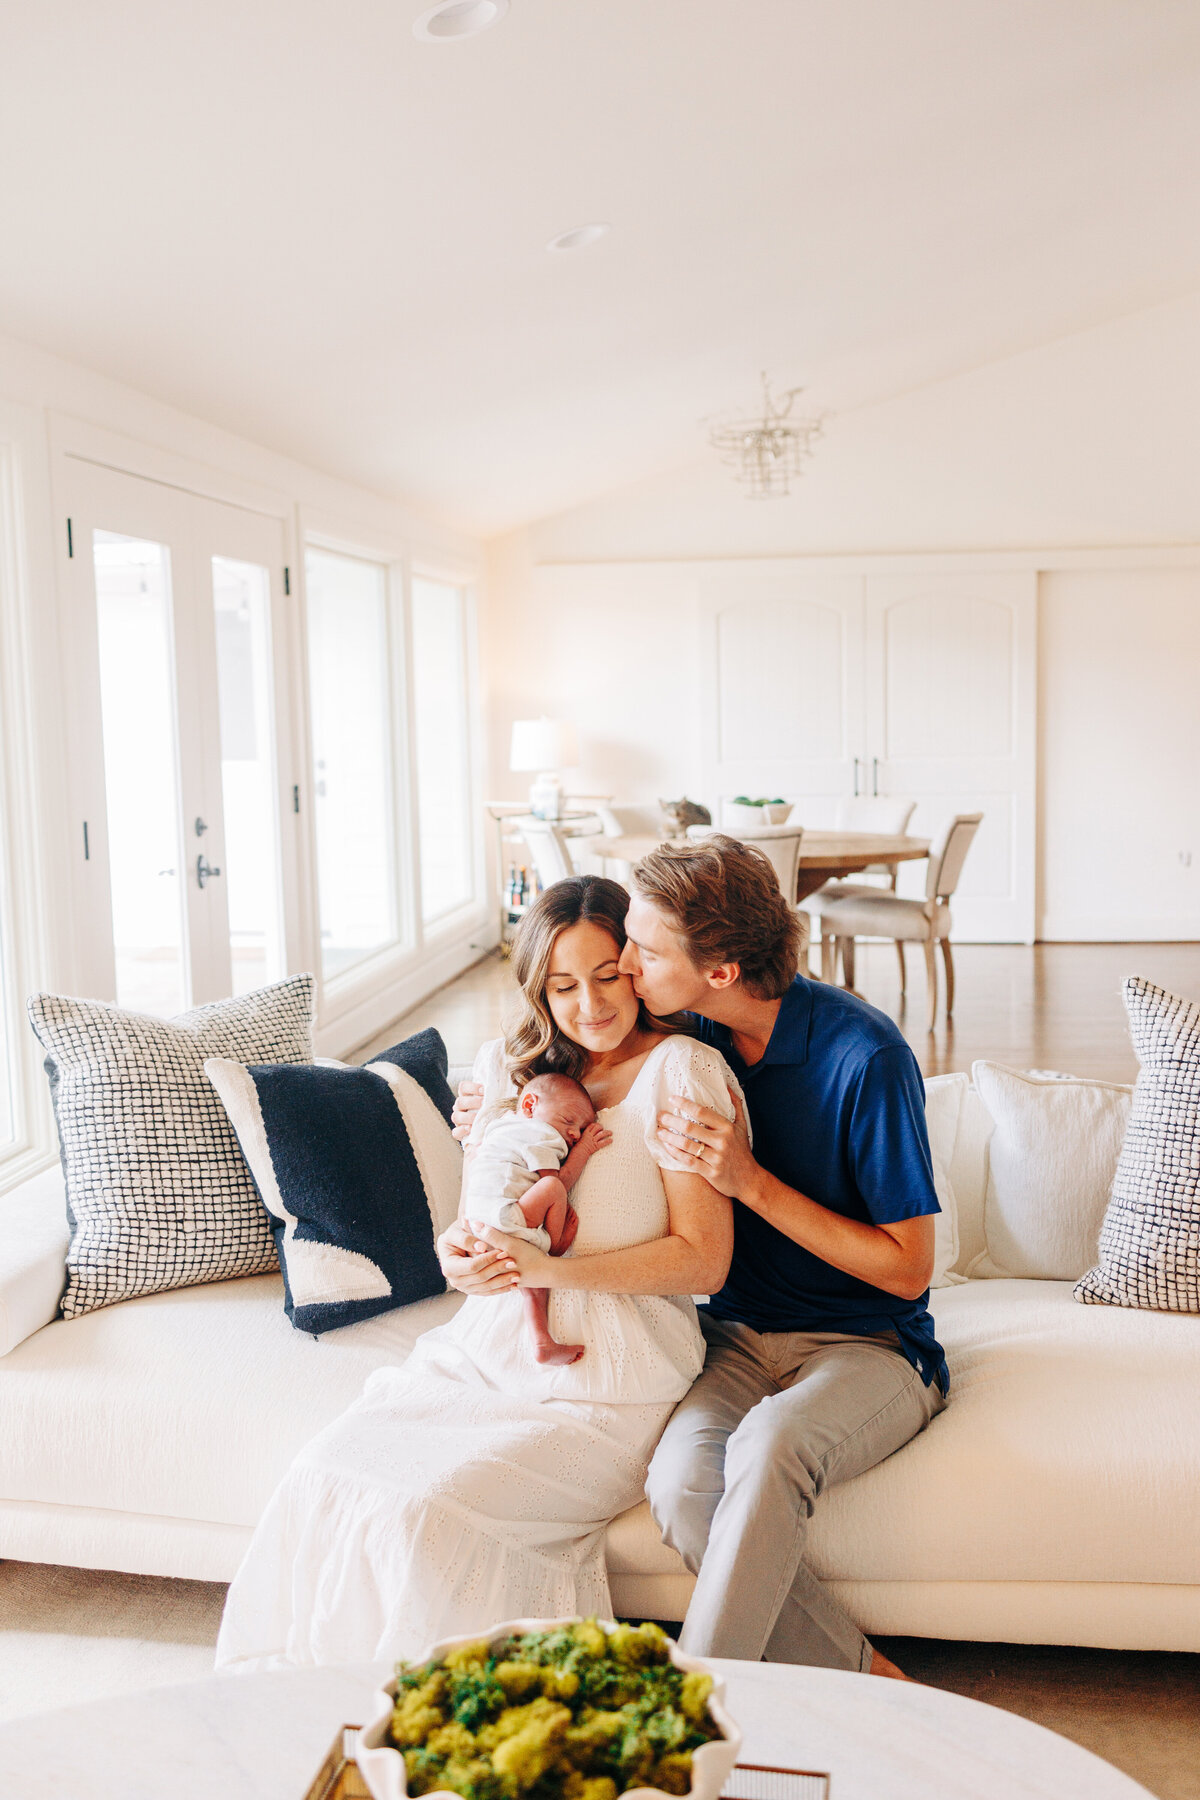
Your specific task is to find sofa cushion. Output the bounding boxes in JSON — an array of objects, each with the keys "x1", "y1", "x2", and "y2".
[
  {"x1": 26, "y1": 977, "x2": 315, "y2": 1318},
  {"x1": 968, "y1": 1062, "x2": 1132, "y2": 1280},
  {"x1": 0, "y1": 1168, "x2": 70, "y2": 1357},
  {"x1": 808, "y1": 1278, "x2": 1200, "y2": 1587},
  {"x1": 205, "y1": 1056, "x2": 454, "y2": 1333},
  {"x1": 1076, "y1": 977, "x2": 1200, "y2": 1313},
  {"x1": 0, "y1": 1273, "x2": 464, "y2": 1526}
]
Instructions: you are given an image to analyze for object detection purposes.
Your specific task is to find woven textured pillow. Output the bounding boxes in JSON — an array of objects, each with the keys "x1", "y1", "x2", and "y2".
[
  {"x1": 205, "y1": 1038, "x2": 461, "y2": 1333},
  {"x1": 27, "y1": 976, "x2": 314, "y2": 1318},
  {"x1": 1075, "y1": 977, "x2": 1200, "y2": 1313}
]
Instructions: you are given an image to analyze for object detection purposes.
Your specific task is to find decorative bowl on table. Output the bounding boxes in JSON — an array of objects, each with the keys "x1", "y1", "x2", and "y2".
[
  {"x1": 356, "y1": 1616, "x2": 742, "y2": 1800},
  {"x1": 725, "y1": 799, "x2": 792, "y2": 831}
]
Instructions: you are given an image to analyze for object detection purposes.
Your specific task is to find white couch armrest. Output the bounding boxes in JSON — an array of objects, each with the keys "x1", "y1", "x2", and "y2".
[{"x1": 0, "y1": 1166, "x2": 69, "y2": 1356}]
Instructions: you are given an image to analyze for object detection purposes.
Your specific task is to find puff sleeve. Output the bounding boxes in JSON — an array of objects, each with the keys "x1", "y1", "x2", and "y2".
[
  {"x1": 643, "y1": 1035, "x2": 751, "y2": 1173},
  {"x1": 465, "y1": 1038, "x2": 516, "y2": 1149}
]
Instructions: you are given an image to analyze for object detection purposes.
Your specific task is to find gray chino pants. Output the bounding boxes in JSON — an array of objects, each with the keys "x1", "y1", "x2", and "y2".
[{"x1": 646, "y1": 1313, "x2": 947, "y2": 1672}]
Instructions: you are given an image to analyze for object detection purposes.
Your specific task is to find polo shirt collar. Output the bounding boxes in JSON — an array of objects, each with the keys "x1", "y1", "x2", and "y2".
[{"x1": 753, "y1": 975, "x2": 813, "y2": 1069}]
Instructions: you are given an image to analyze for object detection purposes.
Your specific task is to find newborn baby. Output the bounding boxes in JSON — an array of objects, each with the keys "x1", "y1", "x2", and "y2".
[{"x1": 465, "y1": 1072, "x2": 609, "y2": 1364}]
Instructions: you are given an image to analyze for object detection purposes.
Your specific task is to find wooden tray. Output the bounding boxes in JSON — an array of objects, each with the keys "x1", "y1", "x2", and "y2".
[{"x1": 303, "y1": 1734, "x2": 830, "y2": 1800}]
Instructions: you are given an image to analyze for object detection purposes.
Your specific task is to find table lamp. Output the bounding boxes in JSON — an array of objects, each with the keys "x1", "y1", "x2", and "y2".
[{"x1": 509, "y1": 717, "x2": 578, "y2": 821}]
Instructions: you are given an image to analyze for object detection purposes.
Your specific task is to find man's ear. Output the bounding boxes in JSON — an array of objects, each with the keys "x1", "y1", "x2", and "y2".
[{"x1": 704, "y1": 961, "x2": 741, "y2": 993}]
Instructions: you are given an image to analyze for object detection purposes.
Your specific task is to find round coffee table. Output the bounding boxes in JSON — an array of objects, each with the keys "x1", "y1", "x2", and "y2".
[{"x1": 0, "y1": 1657, "x2": 1153, "y2": 1799}]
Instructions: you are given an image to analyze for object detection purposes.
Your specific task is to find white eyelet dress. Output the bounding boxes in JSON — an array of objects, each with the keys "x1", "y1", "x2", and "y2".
[{"x1": 215, "y1": 1034, "x2": 741, "y2": 1673}]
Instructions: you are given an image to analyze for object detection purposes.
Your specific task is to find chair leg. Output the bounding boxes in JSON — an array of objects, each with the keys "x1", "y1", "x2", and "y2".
[
  {"x1": 895, "y1": 940, "x2": 907, "y2": 995},
  {"x1": 922, "y1": 939, "x2": 938, "y2": 1030},
  {"x1": 820, "y1": 931, "x2": 836, "y2": 983},
  {"x1": 794, "y1": 910, "x2": 812, "y2": 976},
  {"x1": 941, "y1": 938, "x2": 956, "y2": 1017},
  {"x1": 840, "y1": 936, "x2": 856, "y2": 989}
]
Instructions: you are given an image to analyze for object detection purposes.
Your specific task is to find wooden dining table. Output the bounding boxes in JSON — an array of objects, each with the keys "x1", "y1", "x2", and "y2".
[{"x1": 575, "y1": 829, "x2": 930, "y2": 902}]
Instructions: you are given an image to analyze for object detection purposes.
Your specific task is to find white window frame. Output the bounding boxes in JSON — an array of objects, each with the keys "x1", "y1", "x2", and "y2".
[
  {"x1": 407, "y1": 560, "x2": 486, "y2": 943},
  {"x1": 299, "y1": 513, "x2": 487, "y2": 1049},
  {"x1": 0, "y1": 402, "x2": 63, "y2": 1187}
]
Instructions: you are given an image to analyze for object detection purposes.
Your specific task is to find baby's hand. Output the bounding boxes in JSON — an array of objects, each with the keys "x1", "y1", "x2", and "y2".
[{"x1": 578, "y1": 1121, "x2": 612, "y2": 1157}]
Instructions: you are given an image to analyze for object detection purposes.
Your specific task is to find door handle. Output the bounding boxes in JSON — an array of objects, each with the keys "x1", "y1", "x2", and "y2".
[
  {"x1": 196, "y1": 854, "x2": 222, "y2": 890},
  {"x1": 872, "y1": 757, "x2": 880, "y2": 796},
  {"x1": 853, "y1": 757, "x2": 862, "y2": 797}
]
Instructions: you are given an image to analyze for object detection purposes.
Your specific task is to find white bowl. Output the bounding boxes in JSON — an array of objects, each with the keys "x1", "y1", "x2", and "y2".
[
  {"x1": 762, "y1": 802, "x2": 793, "y2": 826},
  {"x1": 356, "y1": 1616, "x2": 742, "y2": 1800}
]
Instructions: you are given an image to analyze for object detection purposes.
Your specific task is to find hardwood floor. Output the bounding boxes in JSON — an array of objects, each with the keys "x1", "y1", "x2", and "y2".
[{"x1": 362, "y1": 941, "x2": 1200, "y2": 1083}]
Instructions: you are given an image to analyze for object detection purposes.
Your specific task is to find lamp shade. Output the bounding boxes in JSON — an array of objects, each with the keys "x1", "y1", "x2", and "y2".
[{"x1": 509, "y1": 717, "x2": 578, "y2": 772}]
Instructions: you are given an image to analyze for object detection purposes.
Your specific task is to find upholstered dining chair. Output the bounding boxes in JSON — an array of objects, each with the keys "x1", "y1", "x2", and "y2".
[
  {"x1": 816, "y1": 813, "x2": 984, "y2": 1029},
  {"x1": 687, "y1": 824, "x2": 812, "y2": 974},
  {"x1": 810, "y1": 794, "x2": 919, "y2": 984}
]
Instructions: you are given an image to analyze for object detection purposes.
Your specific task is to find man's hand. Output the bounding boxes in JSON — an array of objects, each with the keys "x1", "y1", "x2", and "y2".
[
  {"x1": 437, "y1": 1218, "x2": 519, "y2": 1295},
  {"x1": 657, "y1": 1088, "x2": 759, "y2": 1201},
  {"x1": 451, "y1": 1079, "x2": 485, "y2": 1143}
]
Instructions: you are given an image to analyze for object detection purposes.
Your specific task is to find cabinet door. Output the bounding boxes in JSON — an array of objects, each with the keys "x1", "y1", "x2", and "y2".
[
  {"x1": 700, "y1": 571, "x2": 866, "y2": 826},
  {"x1": 865, "y1": 572, "x2": 1037, "y2": 942}
]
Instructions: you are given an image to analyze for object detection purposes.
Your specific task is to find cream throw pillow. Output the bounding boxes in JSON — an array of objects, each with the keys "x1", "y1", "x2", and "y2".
[
  {"x1": 924, "y1": 1072, "x2": 967, "y2": 1287},
  {"x1": 968, "y1": 1061, "x2": 1132, "y2": 1281}
]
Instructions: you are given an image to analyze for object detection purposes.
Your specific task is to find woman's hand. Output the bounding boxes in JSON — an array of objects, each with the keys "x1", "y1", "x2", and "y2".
[
  {"x1": 437, "y1": 1219, "x2": 519, "y2": 1295},
  {"x1": 656, "y1": 1088, "x2": 759, "y2": 1202},
  {"x1": 470, "y1": 1225, "x2": 558, "y2": 1289},
  {"x1": 451, "y1": 1080, "x2": 485, "y2": 1143}
]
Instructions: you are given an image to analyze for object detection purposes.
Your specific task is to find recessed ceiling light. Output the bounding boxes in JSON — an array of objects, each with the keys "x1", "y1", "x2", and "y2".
[
  {"x1": 412, "y1": 0, "x2": 508, "y2": 41},
  {"x1": 546, "y1": 223, "x2": 611, "y2": 254}
]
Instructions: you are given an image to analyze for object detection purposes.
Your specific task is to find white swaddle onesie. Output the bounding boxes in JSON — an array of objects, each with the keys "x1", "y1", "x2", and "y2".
[{"x1": 464, "y1": 1110, "x2": 571, "y2": 1249}]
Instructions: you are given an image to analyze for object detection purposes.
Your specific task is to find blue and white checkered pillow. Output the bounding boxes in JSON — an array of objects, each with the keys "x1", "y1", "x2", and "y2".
[
  {"x1": 28, "y1": 976, "x2": 315, "y2": 1318},
  {"x1": 1075, "y1": 976, "x2": 1200, "y2": 1312}
]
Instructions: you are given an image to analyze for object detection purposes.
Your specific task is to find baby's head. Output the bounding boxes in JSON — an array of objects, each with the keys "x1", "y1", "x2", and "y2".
[{"x1": 519, "y1": 1073, "x2": 596, "y2": 1146}]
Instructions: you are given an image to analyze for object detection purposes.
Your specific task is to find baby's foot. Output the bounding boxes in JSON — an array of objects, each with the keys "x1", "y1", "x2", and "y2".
[{"x1": 532, "y1": 1337, "x2": 585, "y2": 1366}]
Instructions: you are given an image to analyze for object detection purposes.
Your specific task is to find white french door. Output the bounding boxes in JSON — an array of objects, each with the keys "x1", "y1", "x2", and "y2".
[{"x1": 62, "y1": 461, "x2": 290, "y2": 1012}]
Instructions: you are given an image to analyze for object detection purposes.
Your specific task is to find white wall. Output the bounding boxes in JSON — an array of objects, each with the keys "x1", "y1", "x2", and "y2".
[
  {"x1": 1038, "y1": 570, "x2": 1200, "y2": 940},
  {"x1": 482, "y1": 292, "x2": 1200, "y2": 940}
]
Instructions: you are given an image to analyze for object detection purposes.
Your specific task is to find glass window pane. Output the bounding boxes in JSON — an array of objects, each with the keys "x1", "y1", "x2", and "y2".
[
  {"x1": 93, "y1": 531, "x2": 186, "y2": 1016},
  {"x1": 411, "y1": 577, "x2": 473, "y2": 923},
  {"x1": 212, "y1": 557, "x2": 283, "y2": 997},
  {"x1": 305, "y1": 548, "x2": 396, "y2": 978}
]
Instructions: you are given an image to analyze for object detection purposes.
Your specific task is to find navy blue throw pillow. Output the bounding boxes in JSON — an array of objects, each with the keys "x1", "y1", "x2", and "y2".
[
  {"x1": 205, "y1": 1050, "x2": 461, "y2": 1334},
  {"x1": 368, "y1": 1025, "x2": 456, "y2": 1127}
]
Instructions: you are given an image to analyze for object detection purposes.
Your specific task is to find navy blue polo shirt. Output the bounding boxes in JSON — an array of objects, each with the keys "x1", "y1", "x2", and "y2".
[{"x1": 694, "y1": 977, "x2": 947, "y2": 1392}]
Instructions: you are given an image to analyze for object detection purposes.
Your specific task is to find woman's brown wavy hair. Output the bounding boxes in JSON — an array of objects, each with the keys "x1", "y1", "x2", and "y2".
[{"x1": 506, "y1": 875, "x2": 693, "y2": 1089}]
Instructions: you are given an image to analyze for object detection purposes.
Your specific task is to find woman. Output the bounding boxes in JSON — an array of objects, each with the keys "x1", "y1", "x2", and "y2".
[{"x1": 216, "y1": 877, "x2": 740, "y2": 1670}]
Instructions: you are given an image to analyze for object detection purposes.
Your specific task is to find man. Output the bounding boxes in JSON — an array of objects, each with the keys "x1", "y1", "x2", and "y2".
[{"x1": 620, "y1": 835, "x2": 946, "y2": 1680}]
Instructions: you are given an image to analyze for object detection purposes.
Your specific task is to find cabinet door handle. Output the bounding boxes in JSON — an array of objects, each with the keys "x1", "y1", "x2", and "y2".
[
  {"x1": 853, "y1": 757, "x2": 862, "y2": 796},
  {"x1": 872, "y1": 757, "x2": 880, "y2": 796},
  {"x1": 196, "y1": 854, "x2": 222, "y2": 890}
]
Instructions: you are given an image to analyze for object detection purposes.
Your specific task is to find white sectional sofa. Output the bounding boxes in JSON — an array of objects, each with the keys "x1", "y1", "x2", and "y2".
[{"x1": 2, "y1": 1068, "x2": 1197, "y2": 1652}]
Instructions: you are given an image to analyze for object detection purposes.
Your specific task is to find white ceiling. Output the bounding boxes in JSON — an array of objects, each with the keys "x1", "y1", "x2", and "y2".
[{"x1": 2, "y1": 1, "x2": 1198, "y2": 535}]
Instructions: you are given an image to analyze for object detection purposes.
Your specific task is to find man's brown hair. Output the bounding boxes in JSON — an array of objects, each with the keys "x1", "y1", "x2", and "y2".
[{"x1": 632, "y1": 833, "x2": 802, "y2": 1000}]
